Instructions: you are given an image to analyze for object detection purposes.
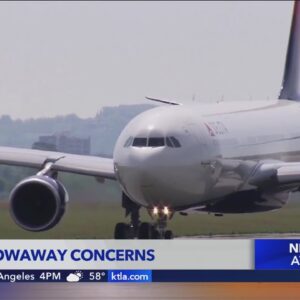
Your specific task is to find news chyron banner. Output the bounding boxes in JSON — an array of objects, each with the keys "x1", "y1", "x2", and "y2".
[{"x1": 0, "y1": 240, "x2": 300, "y2": 283}]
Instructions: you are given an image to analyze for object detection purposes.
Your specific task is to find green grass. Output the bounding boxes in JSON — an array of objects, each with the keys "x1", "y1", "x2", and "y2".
[{"x1": 1, "y1": 200, "x2": 300, "y2": 239}]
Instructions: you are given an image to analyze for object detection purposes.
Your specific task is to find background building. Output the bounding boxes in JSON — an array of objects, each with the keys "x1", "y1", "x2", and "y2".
[{"x1": 32, "y1": 132, "x2": 91, "y2": 155}]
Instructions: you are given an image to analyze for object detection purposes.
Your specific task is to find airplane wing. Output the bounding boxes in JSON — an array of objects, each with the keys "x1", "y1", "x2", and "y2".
[
  {"x1": 0, "y1": 146, "x2": 115, "y2": 179},
  {"x1": 248, "y1": 161, "x2": 300, "y2": 190},
  {"x1": 211, "y1": 158, "x2": 300, "y2": 191},
  {"x1": 180, "y1": 159, "x2": 300, "y2": 216}
]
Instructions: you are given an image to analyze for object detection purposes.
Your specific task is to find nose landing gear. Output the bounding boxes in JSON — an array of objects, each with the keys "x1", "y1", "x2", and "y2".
[
  {"x1": 143, "y1": 206, "x2": 174, "y2": 239},
  {"x1": 114, "y1": 193, "x2": 174, "y2": 239},
  {"x1": 114, "y1": 193, "x2": 141, "y2": 239}
]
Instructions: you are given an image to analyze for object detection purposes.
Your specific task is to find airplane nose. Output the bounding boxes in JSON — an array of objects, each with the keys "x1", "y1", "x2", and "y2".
[
  {"x1": 114, "y1": 147, "x2": 168, "y2": 206},
  {"x1": 125, "y1": 148, "x2": 164, "y2": 182}
]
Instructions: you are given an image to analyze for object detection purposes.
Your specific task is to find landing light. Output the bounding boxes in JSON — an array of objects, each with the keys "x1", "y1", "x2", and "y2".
[
  {"x1": 152, "y1": 206, "x2": 170, "y2": 216},
  {"x1": 163, "y1": 206, "x2": 169, "y2": 215}
]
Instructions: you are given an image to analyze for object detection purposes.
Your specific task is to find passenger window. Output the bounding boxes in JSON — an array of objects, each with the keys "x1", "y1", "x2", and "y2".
[
  {"x1": 170, "y1": 137, "x2": 181, "y2": 148},
  {"x1": 132, "y1": 137, "x2": 147, "y2": 147},
  {"x1": 148, "y1": 137, "x2": 165, "y2": 147}
]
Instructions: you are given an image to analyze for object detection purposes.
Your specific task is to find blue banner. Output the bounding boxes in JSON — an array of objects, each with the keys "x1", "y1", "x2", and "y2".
[{"x1": 255, "y1": 239, "x2": 300, "y2": 270}]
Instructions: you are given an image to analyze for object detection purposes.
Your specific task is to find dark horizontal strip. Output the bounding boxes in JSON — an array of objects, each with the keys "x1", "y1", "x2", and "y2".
[
  {"x1": 153, "y1": 270, "x2": 300, "y2": 282},
  {"x1": 0, "y1": 270, "x2": 300, "y2": 283}
]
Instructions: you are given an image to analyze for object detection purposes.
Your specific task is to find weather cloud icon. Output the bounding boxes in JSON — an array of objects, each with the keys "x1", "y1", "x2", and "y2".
[{"x1": 66, "y1": 271, "x2": 83, "y2": 283}]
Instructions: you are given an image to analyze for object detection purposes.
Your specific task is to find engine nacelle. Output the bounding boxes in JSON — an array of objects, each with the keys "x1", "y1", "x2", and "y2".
[{"x1": 9, "y1": 175, "x2": 68, "y2": 232}]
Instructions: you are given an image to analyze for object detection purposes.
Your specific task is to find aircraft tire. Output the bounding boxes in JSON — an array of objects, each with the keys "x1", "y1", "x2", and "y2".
[
  {"x1": 151, "y1": 226, "x2": 160, "y2": 239},
  {"x1": 164, "y1": 230, "x2": 173, "y2": 239},
  {"x1": 138, "y1": 222, "x2": 152, "y2": 239},
  {"x1": 114, "y1": 222, "x2": 130, "y2": 239}
]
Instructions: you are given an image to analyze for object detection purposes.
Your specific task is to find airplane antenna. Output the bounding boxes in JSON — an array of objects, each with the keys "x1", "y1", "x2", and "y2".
[{"x1": 145, "y1": 97, "x2": 181, "y2": 105}]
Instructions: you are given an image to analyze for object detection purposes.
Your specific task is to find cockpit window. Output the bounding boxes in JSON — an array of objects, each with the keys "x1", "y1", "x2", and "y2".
[
  {"x1": 132, "y1": 137, "x2": 147, "y2": 147},
  {"x1": 129, "y1": 136, "x2": 181, "y2": 148},
  {"x1": 148, "y1": 137, "x2": 165, "y2": 147},
  {"x1": 124, "y1": 136, "x2": 133, "y2": 147},
  {"x1": 169, "y1": 137, "x2": 181, "y2": 148},
  {"x1": 166, "y1": 137, "x2": 173, "y2": 147}
]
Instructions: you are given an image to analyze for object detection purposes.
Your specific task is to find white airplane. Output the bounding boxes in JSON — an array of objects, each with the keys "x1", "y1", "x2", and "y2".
[{"x1": 2, "y1": 2, "x2": 300, "y2": 239}]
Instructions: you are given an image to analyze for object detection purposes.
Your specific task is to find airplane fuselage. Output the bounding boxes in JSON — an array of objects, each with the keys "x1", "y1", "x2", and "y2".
[{"x1": 113, "y1": 100, "x2": 300, "y2": 213}]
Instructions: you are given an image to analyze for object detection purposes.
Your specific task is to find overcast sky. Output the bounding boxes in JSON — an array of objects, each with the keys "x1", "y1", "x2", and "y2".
[{"x1": 0, "y1": 1, "x2": 294, "y2": 119}]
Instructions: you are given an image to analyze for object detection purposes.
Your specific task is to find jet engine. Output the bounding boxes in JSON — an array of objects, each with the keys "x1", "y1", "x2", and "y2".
[{"x1": 9, "y1": 175, "x2": 68, "y2": 232}]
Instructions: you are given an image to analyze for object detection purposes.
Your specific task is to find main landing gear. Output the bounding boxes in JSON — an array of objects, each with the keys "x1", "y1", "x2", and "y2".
[{"x1": 114, "y1": 193, "x2": 174, "y2": 239}]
